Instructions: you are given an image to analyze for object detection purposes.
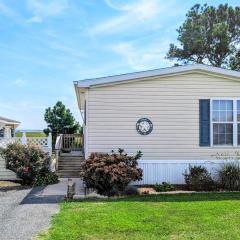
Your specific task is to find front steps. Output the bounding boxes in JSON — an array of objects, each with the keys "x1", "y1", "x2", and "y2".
[{"x1": 57, "y1": 154, "x2": 83, "y2": 178}]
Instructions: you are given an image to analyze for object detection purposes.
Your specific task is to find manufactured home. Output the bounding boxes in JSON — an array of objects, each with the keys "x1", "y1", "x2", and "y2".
[{"x1": 74, "y1": 64, "x2": 240, "y2": 184}]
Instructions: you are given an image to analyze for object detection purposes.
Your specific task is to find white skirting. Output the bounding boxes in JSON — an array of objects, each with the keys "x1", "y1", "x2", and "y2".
[{"x1": 135, "y1": 159, "x2": 225, "y2": 185}]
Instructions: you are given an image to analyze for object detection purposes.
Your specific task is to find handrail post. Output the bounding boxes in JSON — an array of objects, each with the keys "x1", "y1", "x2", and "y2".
[
  {"x1": 48, "y1": 132, "x2": 52, "y2": 155},
  {"x1": 55, "y1": 150, "x2": 59, "y2": 171},
  {"x1": 55, "y1": 134, "x2": 63, "y2": 171}
]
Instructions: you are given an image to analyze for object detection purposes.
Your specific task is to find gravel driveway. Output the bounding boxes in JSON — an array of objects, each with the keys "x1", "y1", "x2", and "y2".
[{"x1": 0, "y1": 181, "x2": 67, "y2": 240}]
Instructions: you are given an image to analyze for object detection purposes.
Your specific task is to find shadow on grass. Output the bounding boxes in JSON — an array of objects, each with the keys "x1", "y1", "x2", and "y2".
[{"x1": 71, "y1": 192, "x2": 240, "y2": 203}]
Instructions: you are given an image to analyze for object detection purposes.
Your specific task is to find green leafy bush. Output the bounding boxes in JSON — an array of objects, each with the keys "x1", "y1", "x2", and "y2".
[
  {"x1": 215, "y1": 152, "x2": 240, "y2": 191},
  {"x1": 154, "y1": 182, "x2": 175, "y2": 192},
  {"x1": 122, "y1": 185, "x2": 140, "y2": 196},
  {"x1": 218, "y1": 162, "x2": 240, "y2": 191},
  {"x1": 184, "y1": 165, "x2": 216, "y2": 191},
  {"x1": 80, "y1": 148, "x2": 143, "y2": 197},
  {"x1": 0, "y1": 142, "x2": 58, "y2": 185},
  {"x1": 33, "y1": 168, "x2": 59, "y2": 186}
]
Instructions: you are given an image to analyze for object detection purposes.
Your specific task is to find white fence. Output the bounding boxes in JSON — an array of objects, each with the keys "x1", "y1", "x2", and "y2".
[
  {"x1": 135, "y1": 159, "x2": 225, "y2": 185},
  {"x1": 0, "y1": 133, "x2": 52, "y2": 155}
]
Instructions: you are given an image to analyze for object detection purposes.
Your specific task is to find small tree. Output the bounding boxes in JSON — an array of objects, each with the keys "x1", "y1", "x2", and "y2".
[
  {"x1": 44, "y1": 101, "x2": 81, "y2": 146},
  {"x1": 80, "y1": 149, "x2": 143, "y2": 197}
]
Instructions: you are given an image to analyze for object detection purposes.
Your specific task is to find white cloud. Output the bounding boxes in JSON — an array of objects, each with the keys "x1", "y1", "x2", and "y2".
[
  {"x1": 90, "y1": 0, "x2": 177, "y2": 35},
  {"x1": 13, "y1": 78, "x2": 26, "y2": 87},
  {"x1": 0, "y1": 1, "x2": 15, "y2": 17},
  {"x1": 48, "y1": 42, "x2": 85, "y2": 58},
  {"x1": 112, "y1": 40, "x2": 171, "y2": 71},
  {"x1": 27, "y1": 0, "x2": 68, "y2": 23},
  {"x1": 29, "y1": 15, "x2": 42, "y2": 23}
]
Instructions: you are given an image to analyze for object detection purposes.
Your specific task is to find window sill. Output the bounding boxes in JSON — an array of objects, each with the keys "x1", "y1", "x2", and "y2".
[{"x1": 211, "y1": 145, "x2": 240, "y2": 148}]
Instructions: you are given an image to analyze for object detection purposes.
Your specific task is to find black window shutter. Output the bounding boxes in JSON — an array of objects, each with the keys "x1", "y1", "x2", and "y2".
[
  {"x1": 84, "y1": 100, "x2": 86, "y2": 125},
  {"x1": 0, "y1": 128, "x2": 4, "y2": 138},
  {"x1": 199, "y1": 99, "x2": 210, "y2": 146}
]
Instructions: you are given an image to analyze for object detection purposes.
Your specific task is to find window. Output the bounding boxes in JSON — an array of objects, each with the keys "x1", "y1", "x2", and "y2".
[
  {"x1": 237, "y1": 100, "x2": 240, "y2": 145},
  {"x1": 212, "y1": 100, "x2": 233, "y2": 145},
  {"x1": 211, "y1": 99, "x2": 240, "y2": 146},
  {"x1": 0, "y1": 128, "x2": 4, "y2": 138}
]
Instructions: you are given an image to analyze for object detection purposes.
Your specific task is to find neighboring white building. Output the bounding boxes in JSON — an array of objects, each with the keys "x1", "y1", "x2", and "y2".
[
  {"x1": 0, "y1": 117, "x2": 53, "y2": 180},
  {"x1": 0, "y1": 116, "x2": 20, "y2": 139},
  {"x1": 0, "y1": 116, "x2": 20, "y2": 180},
  {"x1": 74, "y1": 64, "x2": 240, "y2": 184}
]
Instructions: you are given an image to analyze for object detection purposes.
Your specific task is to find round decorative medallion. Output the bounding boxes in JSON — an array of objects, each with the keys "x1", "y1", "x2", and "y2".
[{"x1": 136, "y1": 118, "x2": 153, "y2": 135}]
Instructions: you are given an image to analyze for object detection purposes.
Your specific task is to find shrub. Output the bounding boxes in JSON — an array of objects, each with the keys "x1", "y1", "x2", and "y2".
[
  {"x1": 184, "y1": 165, "x2": 216, "y2": 191},
  {"x1": 154, "y1": 182, "x2": 175, "y2": 192},
  {"x1": 217, "y1": 162, "x2": 240, "y2": 191},
  {"x1": 0, "y1": 142, "x2": 55, "y2": 185},
  {"x1": 122, "y1": 185, "x2": 140, "y2": 196},
  {"x1": 80, "y1": 148, "x2": 143, "y2": 197},
  {"x1": 33, "y1": 168, "x2": 59, "y2": 186}
]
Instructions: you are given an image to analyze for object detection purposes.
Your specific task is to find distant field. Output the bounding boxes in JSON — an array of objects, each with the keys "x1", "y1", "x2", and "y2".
[{"x1": 15, "y1": 132, "x2": 46, "y2": 137}]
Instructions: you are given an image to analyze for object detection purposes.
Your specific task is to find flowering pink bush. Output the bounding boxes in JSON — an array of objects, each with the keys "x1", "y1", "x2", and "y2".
[
  {"x1": 0, "y1": 143, "x2": 50, "y2": 185},
  {"x1": 80, "y1": 148, "x2": 143, "y2": 196}
]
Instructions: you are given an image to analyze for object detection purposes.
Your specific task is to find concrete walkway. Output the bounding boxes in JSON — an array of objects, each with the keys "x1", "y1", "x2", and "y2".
[{"x1": 0, "y1": 179, "x2": 70, "y2": 240}]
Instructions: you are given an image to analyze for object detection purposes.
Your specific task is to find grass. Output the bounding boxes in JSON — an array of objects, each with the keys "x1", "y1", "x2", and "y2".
[
  {"x1": 0, "y1": 181, "x2": 20, "y2": 188},
  {"x1": 15, "y1": 132, "x2": 46, "y2": 137},
  {"x1": 39, "y1": 192, "x2": 240, "y2": 240}
]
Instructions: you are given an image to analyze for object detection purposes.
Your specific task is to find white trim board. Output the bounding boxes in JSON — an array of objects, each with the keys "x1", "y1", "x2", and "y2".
[
  {"x1": 138, "y1": 159, "x2": 226, "y2": 164},
  {"x1": 76, "y1": 64, "x2": 240, "y2": 88},
  {"x1": 84, "y1": 90, "x2": 89, "y2": 159}
]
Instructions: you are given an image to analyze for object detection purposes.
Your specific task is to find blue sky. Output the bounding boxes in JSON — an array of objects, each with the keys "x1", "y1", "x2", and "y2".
[{"x1": 0, "y1": 0, "x2": 239, "y2": 129}]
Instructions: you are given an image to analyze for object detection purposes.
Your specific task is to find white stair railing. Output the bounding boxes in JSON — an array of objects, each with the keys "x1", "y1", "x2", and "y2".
[{"x1": 55, "y1": 134, "x2": 63, "y2": 171}]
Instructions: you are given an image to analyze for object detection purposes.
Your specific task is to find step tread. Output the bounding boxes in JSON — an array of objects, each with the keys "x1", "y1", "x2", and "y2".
[
  {"x1": 58, "y1": 164, "x2": 81, "y2": 166},
  {"x1": 59, "y1": 159, "x2": 83, "y2": 161},
  {"x1": 57, "y1": 170, "x2": 80, "y2": 172},
  {"x1": 58, "y1": 166, "x2": 81, "y2": 168},
  {"x1": 60, "y1": 155, "x2": 83, "y2": 158},
  {"x1": 58, "y1": 168, "x2": 80, "y2": 170},
  {"x1": 59, "y1": 158, "x2": 82, "y2": 160}
]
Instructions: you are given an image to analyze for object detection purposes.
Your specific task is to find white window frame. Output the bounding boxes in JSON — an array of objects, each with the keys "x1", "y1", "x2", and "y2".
[{"x1": 210, "y1": 98, "x2": 239, "y2": 147}]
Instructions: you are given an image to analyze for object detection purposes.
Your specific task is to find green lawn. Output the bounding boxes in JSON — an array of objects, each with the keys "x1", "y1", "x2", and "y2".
[
  {"x1": 39, "y1": 193, "x2": 240, "y2": 240},
  {"x1": 15, "y1": 132, "x2": 46, "y2": 137}
]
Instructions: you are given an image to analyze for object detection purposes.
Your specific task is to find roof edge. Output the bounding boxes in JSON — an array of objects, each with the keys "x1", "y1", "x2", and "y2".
[
  {"x1": 0, "y1": 116, "x2": 20, "y2": 125},
  {"x1": 76, "y1": 64, "x2": 240, "y2": 88}
]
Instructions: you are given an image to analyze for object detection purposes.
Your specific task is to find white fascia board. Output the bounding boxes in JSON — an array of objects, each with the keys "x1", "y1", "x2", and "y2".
[
  {"x1": 0, "y1": 120, "x2": 20, "y2": 126},
  {"x1": 76, "y1": 64, "x2": 240, "y2": 88}
]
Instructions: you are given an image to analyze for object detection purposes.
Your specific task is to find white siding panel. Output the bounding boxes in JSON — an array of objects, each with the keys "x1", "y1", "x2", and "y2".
[
  {"x1": 87, "y1": 72, "x2": 240, "y2": 160},
  {"x1": 135, "y1": 160, "x2": 222, "y2": 185}
]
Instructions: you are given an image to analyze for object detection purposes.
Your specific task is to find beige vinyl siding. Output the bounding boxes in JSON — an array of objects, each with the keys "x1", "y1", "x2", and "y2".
[
  {"x1": 0, "y1": 156, "x2": 17, "y2": 180},
  {"x1": 87, "y1": 72, "x2": 240, "y2": 160}
]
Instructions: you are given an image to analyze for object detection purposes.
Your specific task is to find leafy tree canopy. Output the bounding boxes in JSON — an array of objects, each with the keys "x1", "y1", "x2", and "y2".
[
  {"x1": 167, "y1": 4, "x2": 240, "y2": 70},
  {"x1": 44, "y1": 101, "x2": 81, "y2": 139}
]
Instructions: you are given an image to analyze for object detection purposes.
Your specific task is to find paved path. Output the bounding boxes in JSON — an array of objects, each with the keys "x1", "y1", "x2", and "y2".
[{"x1": 0, "y1": 180, "x2": 68, "y2": 240}]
